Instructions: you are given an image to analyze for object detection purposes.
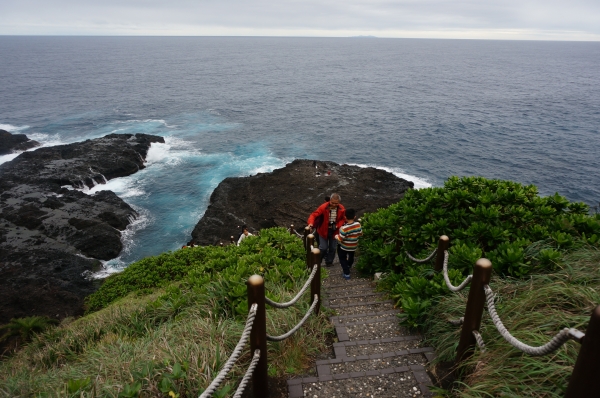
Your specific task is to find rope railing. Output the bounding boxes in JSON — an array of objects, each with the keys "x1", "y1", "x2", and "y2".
[
  {"x1": 442, "y1": 250, "x2": 473, "y2": 292},
  {"x1": 405, "y1": 248, "x2": 437, "y2": 263},
  {"x1": 267, "y1": 295, "x2": 319, "y2": 341},
  {"x1": 199, "y1": 304, "x2": 258, "y2": 398},
  {"x1": 201, "y1": 231, "x2": 322, "y2": 397},
  {"x1": 404, "y1": 235, "x2": 597, "y2": 395},
  {"x1": 472, "y1": 330, "x2": 486, "y2": 353},
  {"x1": 232, "y1": 349, "x2": 260, "y2": 398},
  {"x1": 265, "y1": 264, "x2": 318, "y2": 308},
  {"x1": 484, "y1": 284, "x2": 584, "y2": 356}
]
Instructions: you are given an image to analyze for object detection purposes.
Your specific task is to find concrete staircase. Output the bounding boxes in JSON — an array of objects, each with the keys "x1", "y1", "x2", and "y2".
[{"x1": 287, "y1": 265, "x2": 435, "y2": 398}]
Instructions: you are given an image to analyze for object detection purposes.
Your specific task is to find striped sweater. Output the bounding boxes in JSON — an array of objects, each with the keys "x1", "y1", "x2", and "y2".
[{"x1": 338, "y1": 221, "x2": 363, "y2": 251}]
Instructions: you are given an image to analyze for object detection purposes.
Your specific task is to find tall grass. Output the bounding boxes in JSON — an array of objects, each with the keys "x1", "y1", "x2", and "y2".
[
  {"x1": 0, "y1": 229, "x2": 333, "y2": 397},
  {"x1": 425, "y1": 246, "x2": 600, "y2": 397}
]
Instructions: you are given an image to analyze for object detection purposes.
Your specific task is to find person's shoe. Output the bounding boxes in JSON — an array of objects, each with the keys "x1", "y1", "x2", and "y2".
[{"x1": 343, "y1": 274, "x2": 351, "y2": 280}]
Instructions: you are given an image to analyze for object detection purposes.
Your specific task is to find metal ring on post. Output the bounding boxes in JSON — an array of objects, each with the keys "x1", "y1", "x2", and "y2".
[{"x1": 455, "y1": 258, "x2": 492, "y2": 367}]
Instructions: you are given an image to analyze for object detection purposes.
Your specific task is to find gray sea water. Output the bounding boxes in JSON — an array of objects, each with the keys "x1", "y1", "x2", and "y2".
[{"x1": 1, "y1": 37, "x2": 599, "y2": 272}]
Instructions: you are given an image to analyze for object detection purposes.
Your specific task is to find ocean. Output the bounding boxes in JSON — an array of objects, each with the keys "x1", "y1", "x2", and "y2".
[{"x1": 1, "y1": 37, "x2": 599, "y2": 272}]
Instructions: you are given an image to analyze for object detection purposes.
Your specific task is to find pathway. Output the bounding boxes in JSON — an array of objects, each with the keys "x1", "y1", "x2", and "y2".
[{"x1": 287, "y1": 262, "x2": 435, "y2": 398}]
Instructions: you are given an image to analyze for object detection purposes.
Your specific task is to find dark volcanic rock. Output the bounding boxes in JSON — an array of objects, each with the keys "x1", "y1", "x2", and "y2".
[
  {"x1": 191, "y1": 159, "x2": 414, "y2": 245},
  {"x1": 0, "y1": 129, "x2": 40, "y2": 155},
  {"x1": 0, "y1": 133, "x2": 164, "y2": 325}
]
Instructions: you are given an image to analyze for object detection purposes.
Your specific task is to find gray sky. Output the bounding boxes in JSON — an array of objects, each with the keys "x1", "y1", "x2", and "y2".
[{"x1": 1, "y1": 0, "x2": 599, "y2": 40}]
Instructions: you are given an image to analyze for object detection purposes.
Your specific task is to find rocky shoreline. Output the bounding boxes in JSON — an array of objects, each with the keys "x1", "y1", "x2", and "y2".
[
  {"x1": 192, "y1": 159, "x2": 414, "y2": 245},
  {"x1": 0, "y1": 129, "x2": 40, "y2": 155},
  {"x1": 0, "y1": 133, "x2": 164, "y2": 325}
]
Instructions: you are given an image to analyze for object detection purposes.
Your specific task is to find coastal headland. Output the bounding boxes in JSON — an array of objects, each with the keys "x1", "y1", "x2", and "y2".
[
  {"x1": 192, "y1": 159, "x2": 414, "y2": 245},
  {"x1": 0, "y1": 133, "x2": 164, "y2": 324}
]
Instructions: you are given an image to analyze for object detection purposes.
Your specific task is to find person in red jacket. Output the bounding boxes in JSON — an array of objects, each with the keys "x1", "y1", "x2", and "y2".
[{"x1": 307, "y1": 193, "x2": 346, "y2": 266}]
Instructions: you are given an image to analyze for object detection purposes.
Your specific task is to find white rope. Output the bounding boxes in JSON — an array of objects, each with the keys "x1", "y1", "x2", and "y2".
[
  {"x1": 266, "y1": 295, "x2": 319, "y2": 342},
  {"x1": 442, "y1": 250, "x2": 473, "y2": 292},
  {"x1": 293, "y1": 230, "x2": 303, "y2": 238},
  {"x1": 472, "y1": 330, "x2": 486, "y2": 353},
  {"x1": 484, "y1": 285, "x2": 584, "y2": 356},
  {"x1": 448, "y1": 317, "x2": 464, "y2": 326},
  {"x1": 200, "y1": 304, "x2": 258, "y2": 398},
  {"x1": 406, "y1": 248, "x2": 437, "y2": 263},
  {"x1": 265, "y1": 265, "x2": 318, "y2": 308},
  {"x1": 232, "y1": 349, "x2": 260, "y2": 398}
]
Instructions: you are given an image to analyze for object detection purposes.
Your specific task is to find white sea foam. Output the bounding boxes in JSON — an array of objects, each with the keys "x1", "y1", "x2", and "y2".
[
  {"x1": 349, "y1": 163, "x2": 432, "y2": 189},
  {"x1": 0, "y1": 123, "x2": 29, "y2": 132},
  {"x1": 93, "y1": 206, "x2": 153, "y2": 278}
]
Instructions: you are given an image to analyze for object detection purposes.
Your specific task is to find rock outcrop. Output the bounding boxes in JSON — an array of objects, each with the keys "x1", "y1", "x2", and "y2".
[
  {"x1": 191, "y1": 159, "x2": 414, "y2": 245},
  {"x1": 0, "y1": 129, "x2": 40, "y2": 155},
  {"x1": 0, "y1": 133, "x2": 164, "y2": 325}
]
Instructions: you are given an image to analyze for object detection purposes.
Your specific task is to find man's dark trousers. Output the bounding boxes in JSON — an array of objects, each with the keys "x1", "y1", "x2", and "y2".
[{"x1": 319, "y1": 228, "x2": 337, "y2": 265}]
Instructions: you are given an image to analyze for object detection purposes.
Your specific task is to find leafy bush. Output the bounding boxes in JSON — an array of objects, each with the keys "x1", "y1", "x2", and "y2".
[
  {"x1": 86, "y1": 227, "x2": 305, "y2": 313},
  {"x1": 359, "y1": 176, "x2": 600, "y2": 327}
]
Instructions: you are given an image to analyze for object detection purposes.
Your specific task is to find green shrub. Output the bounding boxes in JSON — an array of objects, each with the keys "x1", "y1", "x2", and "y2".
[{"x1": 358, "y1": 176, "x2": 600, "y2": 327}]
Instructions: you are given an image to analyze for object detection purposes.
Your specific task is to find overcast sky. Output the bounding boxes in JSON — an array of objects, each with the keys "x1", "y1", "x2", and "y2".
[{"x1": 1, "y1": 0, "x2": 599, "y2": 40}]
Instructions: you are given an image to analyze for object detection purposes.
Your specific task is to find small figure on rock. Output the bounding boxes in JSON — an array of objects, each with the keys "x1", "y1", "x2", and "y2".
[
  {"x1": 237, "y1": 225, "x2": 253, "y2": 246},
  {"x1": 335, "y1": 208, "x2": 363, "y2": 280},
  {"x1": 307, "y1": 193, "x2": 346, "y2": 267}
]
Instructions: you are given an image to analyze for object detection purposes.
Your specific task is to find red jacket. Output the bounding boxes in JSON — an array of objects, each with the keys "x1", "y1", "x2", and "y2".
[{"x1": 308, "y1": 202, "x2": 346, "y2": 238}]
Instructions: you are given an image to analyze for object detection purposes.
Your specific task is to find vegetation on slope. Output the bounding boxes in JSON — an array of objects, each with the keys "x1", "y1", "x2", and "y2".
[
  {"x1": 355, "y1": 176, "x2": 600, "y2": 396},
  {"x1": 0, "y1": 228, "x2": 332, "y2": 397}
]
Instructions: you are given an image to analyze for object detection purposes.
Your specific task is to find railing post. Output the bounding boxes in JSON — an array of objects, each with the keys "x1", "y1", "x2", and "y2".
[
  {"x1": 219, "y1": 242, "x2": 224, "y2": 247},
  {"x1": 306, "y1": 234, "x2": 315, "y2": 270},
  {"x1": 303, "y1": 226, "x2": 310, "y2": 250},
  {"x1": 230, "y1": 236, "x2": 235, "y2": 245},
  {"x1": 393, "y1": 239, "x2": 402, "y2": 274},
  {"x1": 565, "y1": 305, "x2": 600, "y2": 397},
  {"x1": 310, "y1": 248, "x2": 321, "y2": 315},
  {"x1": 435, "y1": 235, "x2": 450, "y2": 272},
  {"x1": 455, "y1": 258, "x2": 492, "y2": 367},
  {"x1": 289, "y1": 224, "x2": 295, "y2": 235},
  {"x1": 247, "y1": 275, "x2": 268, "y2": 398}
]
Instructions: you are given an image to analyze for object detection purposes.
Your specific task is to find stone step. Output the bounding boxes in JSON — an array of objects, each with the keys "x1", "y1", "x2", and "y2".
[
  {"x1": 331, "y1": 309, "x2": 400, "y2": 325},
  {"x1": 325, "y1": 292, "x2": 386, "y2": 307},
  {"x1": 316, "y1": 348, "x2": 433, "y2": 375},
  {"x1": 332, "y1": 336, "x2": 425, "y2": 358},
  {"x1": 327, "y1": 300, "x2": 396, "y2": 315},
  {"x1": 287, "y1": 364, "x2": 432, "y2": 397},
  {"x1": 338, "y1": 319, "x2": 411, "y2": 341}
]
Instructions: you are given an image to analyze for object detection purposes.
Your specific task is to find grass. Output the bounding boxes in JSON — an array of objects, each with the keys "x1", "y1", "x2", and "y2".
[
  {"x1": 424, "y1": 245, "x2": 600, "y2": 397},
  {"x1": 0, "y1": 229, "x2": 333, "y2": 397}
]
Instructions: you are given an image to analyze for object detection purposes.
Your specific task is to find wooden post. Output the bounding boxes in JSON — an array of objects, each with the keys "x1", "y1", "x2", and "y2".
[
  {"x1": 303, "y1": 226, "x2": 310, "y2": 250},
  {"x1": 566, "y1": 305, "x2": 600, "y2": 397},
  {"x1": 219, "y1": 242, "x2": 224, "y2": 247},
  {"x1": 393, "y1": 239, "x2": 402, "y2": 274},
  {"x1": 306, "y1": 234, "x2": 315, "y2": 270},
  {"x1": 435, "y1": 235, "x2": 450, "y2": 272},
  {"x1": 310, "y1": 248, "x2": 321, "y2": 315},
  {"x1": 289, "y1": 224, "x2": 294, "y2": 235},
  {"x1": 247, "y1": 275, "x2": 268, "y2": 398},
  {"x1": 230, "y1": 236, "x2": 235, "y2": 245},
  {"x1": 455, "y1": 258, "x2": 492, "y2": 367}
]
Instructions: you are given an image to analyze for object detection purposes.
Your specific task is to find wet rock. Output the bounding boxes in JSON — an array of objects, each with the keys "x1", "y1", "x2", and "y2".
[
  {"x1": 0, "y1": 129, "x2": 40, "y2": 155},
  {"x1": 191, "y1": 159, "x2": 414, "y2": 245},
  {"x1": 0, "y1": 133, "x2": 164, "y2": 325}
]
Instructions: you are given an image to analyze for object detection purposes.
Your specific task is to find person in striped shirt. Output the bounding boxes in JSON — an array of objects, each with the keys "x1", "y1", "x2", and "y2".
[{"x1": 335, "y1": 208, "x2": 363, "y2": 280}]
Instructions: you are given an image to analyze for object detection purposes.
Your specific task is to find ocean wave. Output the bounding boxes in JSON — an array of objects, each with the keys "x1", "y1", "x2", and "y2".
[
  {"x1": 0, "y1": 123, "x2": 30, "y2": 132},
  {"x1": 349, "y1": 163, "x2": 432, "y2": 189}
]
